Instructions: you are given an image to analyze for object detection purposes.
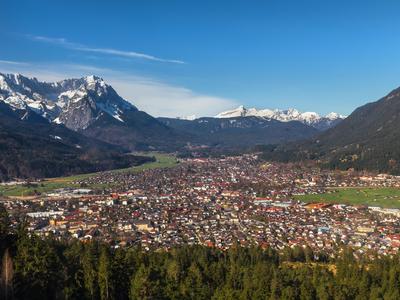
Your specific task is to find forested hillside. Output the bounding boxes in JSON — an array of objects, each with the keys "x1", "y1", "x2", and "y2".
[
  {"x1": 260, "y1": 87, "x2": 400, "y2": 174},
  {"x1": 159, "y1": 116, "x2": 319, "y2": 149},
  {"x1": 0, "y1": 103, "x2": 153, "y2": 180}
]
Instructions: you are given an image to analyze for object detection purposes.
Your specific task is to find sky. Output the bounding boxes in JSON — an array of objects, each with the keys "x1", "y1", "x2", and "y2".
[{"x1": 2, "y1": 0, "x2": 400, "y2": 117}]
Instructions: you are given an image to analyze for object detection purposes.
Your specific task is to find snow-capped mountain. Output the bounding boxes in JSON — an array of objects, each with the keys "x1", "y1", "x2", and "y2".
[
  {"x1": 215, "y1": 105, "x2": 346, "y2": 130},
  {"x1": 0, "y1": 72, "x2": 181, "y2": 151},
  {"x1": 0, "y1": 72, "x2": 344, "y2": 153},
  {"x1": 0, "y1": 73, "x2": 137, "y2": 131}
]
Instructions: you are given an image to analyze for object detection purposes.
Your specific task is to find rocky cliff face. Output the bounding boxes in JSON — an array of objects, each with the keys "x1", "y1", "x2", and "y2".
[
  {"x1": 0, "y1": 72, "x2": 182, "y2": 150},
  {"x1": 0, "y1": 73, "x2": 137, "y2": 131}
]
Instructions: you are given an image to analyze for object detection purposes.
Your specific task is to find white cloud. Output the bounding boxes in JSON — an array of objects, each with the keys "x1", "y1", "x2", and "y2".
[
  {"x1": 28, "y1": 35, "x2": 185, "y2": 64},
  {"x1": 110, "y1": 78, "x2": 238, "y2": 117},
  {"x1": 0, "y1": 60, "x2": 30, "y2": 66},
  {"x1": 0, "y1": 61, "x2": 238, "y2": 117}
]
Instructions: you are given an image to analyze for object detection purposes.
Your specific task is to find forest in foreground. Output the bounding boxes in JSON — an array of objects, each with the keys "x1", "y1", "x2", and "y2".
[{"x1": 1, "y1": 204, "x2": 400, "y2": 300}]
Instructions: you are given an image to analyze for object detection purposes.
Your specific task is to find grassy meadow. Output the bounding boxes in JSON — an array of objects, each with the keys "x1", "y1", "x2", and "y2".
[
  {"x1": 295, "y1": 187, "x2": 400, "y2": 209},
  {"x1": 0, "y1": 152, "x2": 178, "y2": 197}
]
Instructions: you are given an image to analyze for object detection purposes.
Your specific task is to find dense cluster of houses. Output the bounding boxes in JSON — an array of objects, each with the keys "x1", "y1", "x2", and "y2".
[{"x1": 2, "y1": 155, "x2": 400, "y2": 256}]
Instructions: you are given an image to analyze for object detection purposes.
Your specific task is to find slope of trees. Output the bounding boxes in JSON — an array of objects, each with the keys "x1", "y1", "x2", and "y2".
[
  {"x1": 258, "y1": 87, "x2": 400, "y2": 175},
  {"x1": 158, "y1": 117, "x2": 319, "y2": 149},
  {"x1": 0, "y1": 102, "x2": 155, "y2": 181},
  {"x1": 1, "y1": 205, "x2": 400, "y2": 299}
]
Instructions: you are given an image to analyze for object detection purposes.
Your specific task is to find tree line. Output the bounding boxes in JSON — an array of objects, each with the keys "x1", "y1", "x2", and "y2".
[{"x1": 1, "y1": 204, "x2": 400, "y2": 300}]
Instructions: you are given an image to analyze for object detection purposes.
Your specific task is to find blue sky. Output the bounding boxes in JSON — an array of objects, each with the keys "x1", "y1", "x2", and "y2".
[{"x1": 2, "y1": 0, "x2": 400, "y2": 117}]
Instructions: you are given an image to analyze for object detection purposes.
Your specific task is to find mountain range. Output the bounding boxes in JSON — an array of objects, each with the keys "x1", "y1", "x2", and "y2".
[
  {"x1": 0, "y1": 72, "x2": 328, "y2": 153},
  {"x1": 214, "y1": 105, "x2": 345, "y2": 130},
  {"x1": 158, "y1": 106, "x2": 344, "y2": 149},
  {"x1": 0, "y1": 100, "x2": 152, "y2": 181},
  {"x1": 0, "y1": 73, "x2": 181, "y2": 151},
  {"x1": 3, "y1": 71, "x2": 399, "y2": 178},
  {"x1": 0, "y1": 72, "x2": 327, "y2": 179},
  {"x1": 158, "y1": 116, "x2": 319, "y2": 150}
]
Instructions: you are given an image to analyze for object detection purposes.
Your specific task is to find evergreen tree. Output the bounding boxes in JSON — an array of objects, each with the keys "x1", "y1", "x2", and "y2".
[
  {"x1": 182, "y1": 262, "x2": 209, "y2": 299},
  {"x1": 13, "y1": 234, "x2": 62, "y2": 299},
  {"x1": 129, "y1": 264, "x2": 156, "y2": 300},
  {"x1": 98, "y1": 247, "x2": 112, "y2": 300},
  {"x1": 111, "y1": 248, "x2": 131, "y2": 300},
  {"x1": 63, "y1": 241, "x2": 85, "y2": 299},
  {"x1": 1, "y1": 232, "x2": 400, "y2": 299},
  {"x1": 82, "y1": 243, "x2": 98, "y2": 300},
  {"x1": 0, "y1": 203, "x2": 10, "y2": 254},
  {"x1": 164, "y1": 260, "x2": 181, "y2": 299}
]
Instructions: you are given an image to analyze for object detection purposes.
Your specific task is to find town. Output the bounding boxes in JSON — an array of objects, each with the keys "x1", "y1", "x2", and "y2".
[{"x1": 2, "y1": 154, "x2": 400, "y2": 257}]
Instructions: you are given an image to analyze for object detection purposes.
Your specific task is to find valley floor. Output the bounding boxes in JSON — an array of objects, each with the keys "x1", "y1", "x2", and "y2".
[
  {"x1": 0, "y1": 152, "x2": 177, "y2": 197},
  {"x1": 2, "y1": 155, "x2": 400, "y2": 257}
]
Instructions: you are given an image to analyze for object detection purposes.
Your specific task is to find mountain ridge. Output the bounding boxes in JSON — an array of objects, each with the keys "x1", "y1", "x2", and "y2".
[
  {"x1": 214, "y1": 105, "x2": 346, "y2": 130},
  {"x1": 260, "y1": 86, "x2": 400, "y2": 174},
  {"x1": 0, "y1": 101, "x2": 152, "y2": 181},
  {"x1": 0, "y1": 72, "x2": 184, "y2": 151},
  {"x1": 158, "y1": 116, "x2": 319, "y2": 149},
  {"x1": 0, "y1": 73, "x2": 137, "y2": 129}
]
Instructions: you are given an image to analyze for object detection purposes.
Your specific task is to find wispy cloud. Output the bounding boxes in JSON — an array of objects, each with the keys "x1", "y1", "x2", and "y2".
[
  {"x1": 28, "y1": 35, "x2": 185, "y2": 64},
  {"x1": 0, "y1": 60, "x2": 30, "y2": 66},
  {"x1": 0, "y1": 61, "x2": 237, "y2": 117}
]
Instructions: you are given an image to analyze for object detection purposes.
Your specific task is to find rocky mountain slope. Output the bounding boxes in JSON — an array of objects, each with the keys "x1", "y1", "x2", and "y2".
[
  {"x1": 0, "y1": 73, "x2": 135, "y2": 127},
  {"x1": 1, "y1": 72, "x2": 327, "y2": 152},
  {"x1": 0, "y1": 73, "x2": 182, "y2": 150}
]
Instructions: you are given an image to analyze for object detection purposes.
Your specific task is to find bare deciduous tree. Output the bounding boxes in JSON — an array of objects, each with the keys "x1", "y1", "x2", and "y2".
[{"x1": 1, "y1": 249, "x2": 14, "y2": 300}]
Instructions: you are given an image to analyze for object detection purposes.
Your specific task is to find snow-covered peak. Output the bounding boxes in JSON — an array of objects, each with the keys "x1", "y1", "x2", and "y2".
[
  {"x1": 12, "y1": 73, "x2": 23, "y2": 85},
  {"x1": 300, "y1": 111, "x2": 320, "y2": 122},
  {"x1": 0, "y1": 73, "x2": 10, "y2": 91},
  {"x1": 325, "y1": 112, "x2": 345, "y2": 120},
  {"x1": 0, "y1": 73, "x2": 22, "y2": 91},
  {"x1": 215, "y1": 105, "x2": 346, "y2": 130},
  {"x1": 215, "y1": 105, "x2": 248, "y2": 118},
  {"x1": 285, "y1": 108, "x2": 301, "y2": 116},
  {"x1": 85, "y1": 75, "x2": 103, "y2": 83},
  {"x1": 0, "y1": 72, "x2": 137, "y2": 129},
  {"x1": 83, "y1": 75, "x2": 107, "y2": 90}
]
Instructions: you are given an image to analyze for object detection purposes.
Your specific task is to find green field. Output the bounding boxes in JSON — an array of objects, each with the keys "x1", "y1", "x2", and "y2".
[
  {"x1": 0, "y1": 152, "x2": 178, "y2": 197},
  {"x1": 295, "y1": 187, "x2": 400, "y2": 209}
]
